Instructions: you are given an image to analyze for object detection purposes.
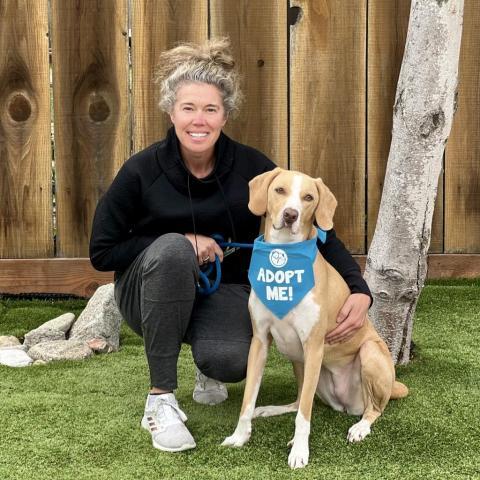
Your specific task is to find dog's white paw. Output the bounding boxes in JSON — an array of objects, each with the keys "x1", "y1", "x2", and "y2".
[
  {"x1": 347, "y1": 419, "x2": 371, "y2": 443},
  {"x1": 221, "y1": 422, "x2": 251, "y2": 448},
  {"x1": 221, "y1": 432, "x2": 250, "y2": 447},
  {"x1": 288, "y1": 441, "x2": 309, "y2": 469}
]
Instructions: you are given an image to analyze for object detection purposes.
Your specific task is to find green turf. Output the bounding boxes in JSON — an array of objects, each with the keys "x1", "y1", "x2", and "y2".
[{"x1": 1, "y1": 283, "x2": 479, "y2": 479}]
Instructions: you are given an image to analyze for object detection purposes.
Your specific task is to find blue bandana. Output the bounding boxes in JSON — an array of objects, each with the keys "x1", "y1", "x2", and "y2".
[{"x1": 248, "y1": 228, "x2": 326, "y2": 319}]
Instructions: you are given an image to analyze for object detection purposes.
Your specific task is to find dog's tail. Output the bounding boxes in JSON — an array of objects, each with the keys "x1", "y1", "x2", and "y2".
[{"x1": 390, "y1": 381, "x2": 409, "y2": 399}]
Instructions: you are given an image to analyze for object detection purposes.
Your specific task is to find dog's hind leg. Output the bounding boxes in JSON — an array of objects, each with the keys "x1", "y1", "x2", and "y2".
[
  {"x1": 347, "y1": 340, "x2": 394, "y2": 443},
  {"x1": 253, "y1": 361, "x2": 303, "y2": 418}
]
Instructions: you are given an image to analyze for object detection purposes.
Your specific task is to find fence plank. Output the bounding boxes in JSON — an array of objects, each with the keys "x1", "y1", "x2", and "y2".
[
  {"x1": 0, "y1": 0, "x2": 52, "y2": 258},
  {"x1": 210, "y1": 0, "x2": 287, "y2": 167},
  {"x1": 367, "y1": 1, "x2": 409, "y2": 248},
  {"x1": 367, "y1": 0, "x2": 444, "y2": 253},
  {"x1": 51, "y1": 0, "x2": 129, "y2": 257},
  {"x1": 131, "y1": 0, "x2": 208, "y2": 153},
  {"x1": 290, "y1": 0, "x2": 366, "y2": 253},
  {"x1": 445, "y1": 0, "x2": 480, "y2": 253}
]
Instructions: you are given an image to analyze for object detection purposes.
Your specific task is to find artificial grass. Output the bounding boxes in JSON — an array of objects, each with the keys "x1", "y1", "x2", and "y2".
[{"x1": 0, "y1": 282, "x2": 479, "y2": 479}]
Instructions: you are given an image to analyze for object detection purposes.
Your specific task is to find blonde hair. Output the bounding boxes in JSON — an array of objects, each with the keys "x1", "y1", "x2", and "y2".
[{"x1": 155, "y1": 37, "x2": 242, "y2": 117}]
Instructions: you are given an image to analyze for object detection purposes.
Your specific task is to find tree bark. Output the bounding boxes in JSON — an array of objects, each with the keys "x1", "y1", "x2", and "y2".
[{"x1": 364, "y1": 0, "x2": 464, "y2": 364}]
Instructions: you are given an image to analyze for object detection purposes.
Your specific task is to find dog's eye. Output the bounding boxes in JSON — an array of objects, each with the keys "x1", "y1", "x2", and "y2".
[
  {"x1": 274, "y1": 187, "x2": 285, "y2": 194},
  {"x1": 304, "y1": 194, "x2": 314, "y2": 202}
]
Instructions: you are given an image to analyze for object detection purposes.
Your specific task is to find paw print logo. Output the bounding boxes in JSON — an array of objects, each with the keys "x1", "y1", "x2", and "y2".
[{"x1": 269, "y1": 249, "x2": 288, "y2": 268}]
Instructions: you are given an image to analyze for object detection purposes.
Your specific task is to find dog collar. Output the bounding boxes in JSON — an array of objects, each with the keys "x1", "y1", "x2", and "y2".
[{"x1": 248, "y1": 228, "x2": 326, "y2": 319}]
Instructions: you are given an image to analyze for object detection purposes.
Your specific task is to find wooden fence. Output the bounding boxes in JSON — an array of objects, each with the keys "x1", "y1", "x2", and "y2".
[{"x1": 0, "y1": 0, "x2": 479, "y2": 296}]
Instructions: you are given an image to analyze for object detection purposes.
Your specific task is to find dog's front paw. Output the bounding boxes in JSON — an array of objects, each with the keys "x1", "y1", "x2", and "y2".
[
  {"x1": 288, "y1": 440, "x2": 309, "y2": 469},
  {"x1": 221, "y1": 431, "x2": 250, "y2": 447},
  {"x1": 221, "y1": 421, "x2": 251, "y2": 448},
  {"x1": 347, "y1": 419, "x2": 371, "y2": 443}
]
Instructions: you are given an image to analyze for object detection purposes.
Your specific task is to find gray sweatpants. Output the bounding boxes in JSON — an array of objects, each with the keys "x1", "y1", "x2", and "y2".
[{"x1": 114, "y1": 233, "x2": 252, "y2": 390}]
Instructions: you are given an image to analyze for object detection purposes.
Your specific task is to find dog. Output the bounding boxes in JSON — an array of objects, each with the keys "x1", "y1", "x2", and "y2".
[{"x1": 222, "y1": 167, "x2": 408, "y2": 469}]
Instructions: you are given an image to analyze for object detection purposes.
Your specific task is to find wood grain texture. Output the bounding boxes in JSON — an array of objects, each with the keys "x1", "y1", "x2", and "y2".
[
  {"x1": 0, "y1": 0, "x2": 52, "y2": 258},
  {"x1": 1, "y1": 255, "x2": 477, "y2": 298},
  {"x1": 51, "y1": 0, "x2": 129, "y2": 257},
  {"x1": 0, "y1": 259, "x2": 113, "y2": 298},
  {"x1": 210, "y1": 0, "x2": 288, "y2": 167},
  {"x1": 131, "y1": 0, "x2": 208, "y2": 152},
  {"x1": 290, "y1": 0, "x2": 366, "y2": 253},
  {"x1": 445, "y1": 0, "x2": 480, "y2": 253},
  {"x1": 367, "y1": 0, "x2": 444, "y2": 253}
]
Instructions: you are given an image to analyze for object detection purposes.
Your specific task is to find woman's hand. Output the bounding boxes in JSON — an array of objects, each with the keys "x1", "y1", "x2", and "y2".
[
  {"x1": 325, "y1": 293, "x2": 371, "y2": 344},
  {"x1": 185, "y1": 233, "x2": 224, "y2": 265}
]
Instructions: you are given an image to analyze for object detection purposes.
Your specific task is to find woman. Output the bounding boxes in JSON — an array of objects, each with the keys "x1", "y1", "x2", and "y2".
[{"x1": 89, "y1": 38, "x2": 372, "y2": 453}]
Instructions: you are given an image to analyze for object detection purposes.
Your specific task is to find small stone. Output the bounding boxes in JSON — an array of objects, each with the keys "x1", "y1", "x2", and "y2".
[
  {"x1": 0, "y1": 344, "x2": 28, "y2": 352},
  {"x1": 28, "y1": 340, "x2": 93, "y2": 362},
  {"x1": 33, "y1": 360, "x2": 47, "y2": 366},
  {"x1": 0, "y1": 335, "x2": 21, "y2": 348},
  {"x1": 0, "y1": 348, "x2": 33, "y2": 367},
  {"x1": 87, "y1": 338, "x2": 113, "y2": 354}
]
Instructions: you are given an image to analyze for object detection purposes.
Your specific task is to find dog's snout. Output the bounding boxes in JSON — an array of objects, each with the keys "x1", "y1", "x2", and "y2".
[{"x1": 283, "y1": 208, "x2": 299, "y2": 224}]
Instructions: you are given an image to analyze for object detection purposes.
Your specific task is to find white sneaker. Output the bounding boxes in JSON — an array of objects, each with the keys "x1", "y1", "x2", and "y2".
[
  {"x1": 193, "y1": 368, "x2": 228, "y2": 405},
  {"x1": 141, "y1": 393, "x2": 196, "y2": 452}
]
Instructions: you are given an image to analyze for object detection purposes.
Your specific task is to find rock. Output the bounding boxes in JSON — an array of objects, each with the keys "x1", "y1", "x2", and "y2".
[
  {"x1": 0, "y1": 348, "x2": 33, "y2": 367},
  {"x1": 40, "y1": 312, "x2": 76, "y2": 333},
  {"x1": 0, "y1": 344, "x2": 28, "y2": 352},
  {"x1": 28, "y1": 340, "x2": 93, "y2": 362},
  {"x1": 23, "y1": 313, "x2": 76, "y2": 349},
  {"x1": 0, "y1": 335, "x2": 21, "y2": 348},
  {"x1": 24, "y1": 328, "x2": 65, "y2": 349},
  {"x1": 69, "y1": 283, "x2": 122, "y2": 351},
  {"x1": 32, "y1": 360, "x2": 48, "y2": 366},
  {"x1": 87, "y1": 338, "x2": 113, "y2": 354}
]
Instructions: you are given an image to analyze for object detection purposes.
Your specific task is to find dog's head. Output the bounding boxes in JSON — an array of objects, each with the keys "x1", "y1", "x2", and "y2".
[{"x1": 248, "y1": 167, "x2": 337, "y2": 241}]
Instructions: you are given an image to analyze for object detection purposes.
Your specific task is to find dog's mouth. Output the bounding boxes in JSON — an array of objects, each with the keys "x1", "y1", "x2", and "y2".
[{"x1": 272, "y1": 220, "x2": 299, "y2": 235}]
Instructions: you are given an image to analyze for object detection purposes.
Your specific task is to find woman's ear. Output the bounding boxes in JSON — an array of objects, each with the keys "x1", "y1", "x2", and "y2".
[
  {"x1": 248, "y1": 167, "x2": 283, "y2": 216},
  {"x1": 314, "y1": 177, "x2": 337, "y2": 230}
]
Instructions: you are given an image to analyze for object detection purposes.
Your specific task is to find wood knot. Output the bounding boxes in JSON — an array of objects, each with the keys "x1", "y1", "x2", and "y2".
[
  {"x1": 257, "y1": 59, "x2": 265, "y2": 67},
  {"x1": 88, "y1": 93, "x2": 110, "y2": 122},
  {"x1": 8, "y1": 93, "x2": 32, "y2": 122}
]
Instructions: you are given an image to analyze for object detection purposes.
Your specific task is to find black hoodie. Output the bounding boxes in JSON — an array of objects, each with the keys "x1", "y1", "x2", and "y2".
[{"x1": 89, "y1": 128, "x2": 371, "y2": 298}]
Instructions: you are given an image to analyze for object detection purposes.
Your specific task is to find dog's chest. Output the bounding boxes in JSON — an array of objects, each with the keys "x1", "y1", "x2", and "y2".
[{"x1": 250, "y1": 290, "x2": 321, "y2": 362}]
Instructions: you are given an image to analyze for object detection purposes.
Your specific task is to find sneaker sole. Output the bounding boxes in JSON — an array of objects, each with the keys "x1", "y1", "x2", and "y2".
[{"x1": 141, "y1": 422, "x2": 196, "y2": 452}]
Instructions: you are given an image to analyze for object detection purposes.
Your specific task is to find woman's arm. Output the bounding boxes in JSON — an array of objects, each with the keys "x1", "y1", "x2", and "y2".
[
  {"x1": 319, "y1": 229, "x2": 372, "y2": 344},
  {"x1": 89, "y1": 163, "x2": 156, "y2": 272}
]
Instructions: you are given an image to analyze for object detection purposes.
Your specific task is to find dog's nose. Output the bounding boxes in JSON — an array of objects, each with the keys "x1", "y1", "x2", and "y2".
[{"x1": 283, "y1": 208, "x2": 299, "y2": 224}]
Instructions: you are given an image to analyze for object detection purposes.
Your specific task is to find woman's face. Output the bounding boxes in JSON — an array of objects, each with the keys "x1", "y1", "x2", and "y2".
[{"x1": 169, "y1": 82, "x2": 227, "y2": 161}]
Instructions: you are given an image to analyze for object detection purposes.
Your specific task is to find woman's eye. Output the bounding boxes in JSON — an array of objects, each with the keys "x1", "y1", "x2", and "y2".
[
  {"x1": 304, "y1": 194, "x2": 314, "y2": 202},
  {"x1": 274, "y1": 187, "x2": 285, "y2": 194}
]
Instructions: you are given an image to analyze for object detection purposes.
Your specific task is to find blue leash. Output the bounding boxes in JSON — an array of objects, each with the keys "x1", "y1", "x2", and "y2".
[{"x1": 197, "y1": 234, "x2": 253, "y2": 296}]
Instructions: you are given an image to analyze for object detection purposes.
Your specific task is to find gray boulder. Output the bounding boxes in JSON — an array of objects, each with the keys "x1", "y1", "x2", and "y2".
[
  {"x1": 69, "y1": 283, "x2": 122, "y2": 351},
  {"x1": 28, "y1": 340, "x2": 93, "y2": 362},
  {"x1": 24, "y1": 312, "x2": 76, "y2": 349}
]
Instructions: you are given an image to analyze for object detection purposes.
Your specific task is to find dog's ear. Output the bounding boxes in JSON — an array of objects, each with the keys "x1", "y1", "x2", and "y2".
[
  {"x1": 248, "y1": 167, "x2": 283, "y2": 216},
  {"x1": 314, "y1": 178, "x2": 337, "y2": 230}
]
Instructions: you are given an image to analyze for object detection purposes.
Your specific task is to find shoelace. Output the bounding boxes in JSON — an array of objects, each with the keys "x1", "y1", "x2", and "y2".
[{"x1": 155, "y1": 398, "x2": 188, "y2": 424}]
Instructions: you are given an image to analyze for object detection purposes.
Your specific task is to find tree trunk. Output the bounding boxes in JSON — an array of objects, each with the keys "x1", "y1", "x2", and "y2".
[{"x1": 364, "y1": 0, "x2": 464, "y2": 364}]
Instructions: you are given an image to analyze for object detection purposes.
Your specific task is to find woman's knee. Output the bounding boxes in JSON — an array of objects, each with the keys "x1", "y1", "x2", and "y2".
[
  {"x1": 192, "y1": 340, "x2": 250, "y2": 383},
  {"x1": 143, "y1": 233, "x2": 196, "y2": 274}
]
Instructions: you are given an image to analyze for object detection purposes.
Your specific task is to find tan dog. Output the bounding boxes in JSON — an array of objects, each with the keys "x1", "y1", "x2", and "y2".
[{"x1": 222, "y1": 167, "x2": 408, "y2": 469}]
